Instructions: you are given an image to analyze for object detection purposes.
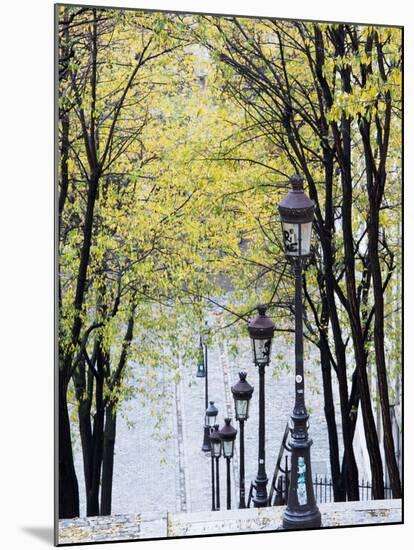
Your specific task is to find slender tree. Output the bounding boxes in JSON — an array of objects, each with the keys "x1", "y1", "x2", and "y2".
[{"x1": 188, "y1": 17, "x2": 402, "y2": 499}]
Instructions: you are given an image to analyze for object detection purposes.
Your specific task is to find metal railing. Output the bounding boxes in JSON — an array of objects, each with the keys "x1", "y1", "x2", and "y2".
[
  {"x1": 247, "y1": 420, "x2": 394, "y2": 508},
  {"x1": 268, "y1": 422, "x2": 291, "y2": 506},
  {"x1": 247, "y1": 481, "x2": 255, "y2": 508},
  {"x1": 274, "y1": 474, "x2": 393, "y2": 505}
]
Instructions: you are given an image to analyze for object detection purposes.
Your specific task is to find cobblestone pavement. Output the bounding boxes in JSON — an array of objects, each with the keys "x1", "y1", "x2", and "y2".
[
  {"x1": 73, "y1": 361, "x2": 181, "y2": 517},
  {"x1": 72, "y1": 333, "x2": 348, "y2": 519}
]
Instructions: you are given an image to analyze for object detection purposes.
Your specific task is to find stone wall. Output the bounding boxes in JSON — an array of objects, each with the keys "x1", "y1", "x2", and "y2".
[{"x1": 58, "y1": 499, "x2": 401, "y2": 544}]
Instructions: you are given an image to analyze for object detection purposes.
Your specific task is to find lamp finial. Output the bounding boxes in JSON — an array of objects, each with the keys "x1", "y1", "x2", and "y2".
[{"x1": 290, "y1": 174, "x2": 304, "y2": 191}]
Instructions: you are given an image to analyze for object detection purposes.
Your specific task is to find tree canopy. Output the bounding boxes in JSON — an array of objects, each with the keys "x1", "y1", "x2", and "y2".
[{"x1": 58, "y1": 6, "x2": 402, "y2": 518}]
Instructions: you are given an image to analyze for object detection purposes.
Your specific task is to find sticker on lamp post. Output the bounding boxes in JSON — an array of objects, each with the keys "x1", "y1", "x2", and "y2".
[{"x1": 297, "y1": 457, "x2": 307, "y2": 505}]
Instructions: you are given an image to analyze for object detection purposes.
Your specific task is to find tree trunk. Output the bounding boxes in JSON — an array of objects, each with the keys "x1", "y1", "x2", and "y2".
[
  {"x1": 341, "y1": 156, "x2": 385, "y2": 497},
  {"x1": 316, "y1": 205, "x2": 360, "y2": 500},
  {"x1": 335, "y1": 40, "x2": 384, "y2": 495},
  {"x1": 87, "y1": 344, "x2": 105, "y2": 516},
  {"x1": 368, "y1": 206, "x2": 402, "y2": 497},
  {"x1": 101, "y1": 406, "x2": 117, "y2": 515},
  {"x1": 59, "y1": 112, "x2": 70, "y2": 216},
  {"x1": 358, "y1": 78, "x2": 402, "y2": 497},
  {"x1": 73, "y1": 358, "x2": 94, "y2": 512},
  {"x1": 59, "y1": 371, "x2": 79, "y2": 518},
  {"x1": 99, "y1": 311, "x2": 136, "y2": 514},
  {"x1": 354, "y1": 341, "x2": 384, "y2": 498},
  {"x1": 58, "y1": 6, "x2": 71, "y2": 217},
  {"x1": 319, "y1": 334, "x2": 344, "y2": 501},
  {"x1": 340, "y1": 368, "x2": 360, "y2": 491}
]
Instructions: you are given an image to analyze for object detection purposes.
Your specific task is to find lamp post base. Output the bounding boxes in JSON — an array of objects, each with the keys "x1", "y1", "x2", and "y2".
[
  {"x1": 202, "y1": 425, "x2": 211, "y2": 452},
  {"x1": 252, "y1": 477, "x2": 268, "y2": 508},
  {"x1": 254, "y1": 363, "x2": 268, "y2": 508},
  {"x1": 238, "y1": 419, "x2": 246, "y2": 509},
  {"x1": 211, "y1": 455, "x2": 216, "y2": 511},
  {"x1": 283, "y1": 424, "x2": 321, "y2": 529},
  {"x1": 252, "y1": 495, "x2": 268, "y2": 508},
  {"x1": 282, "y1": 507, "x2": 321, "y2": 530}
]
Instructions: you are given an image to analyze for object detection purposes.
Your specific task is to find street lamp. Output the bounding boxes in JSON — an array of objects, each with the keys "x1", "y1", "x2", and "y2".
[
  {"x1": 278, "y1": 174, "x2": 321, "y2": 529},
  {"x1": 219, "y1": 418, "x2": 237, "y2": 510},
  {"x1": 199, "y1": 337, "x2": 212, "y2": 452},
  {"x1": 210, "y1": 424, "x2": 222, "y2": 510},
  {"x1": 196, "y1": 336, "x2": 206, "y2": 378},
  {"x1": 206, "y1": 400, "x2": 218, "y2": 428},
  {"x1": 231, "y1": 372, "x2": 254, "y2": 508},
  {"x1": 247, "y1": 305, "x2": 275, "y2": 507}
]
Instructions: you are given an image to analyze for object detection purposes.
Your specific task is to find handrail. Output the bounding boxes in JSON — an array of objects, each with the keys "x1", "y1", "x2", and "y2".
[
  {"x1": 247, "y1": 481, "x2": 255, "y2": 508},
  {"x1": 268, "y1": 422, "x2": 290, "y2": 506}
]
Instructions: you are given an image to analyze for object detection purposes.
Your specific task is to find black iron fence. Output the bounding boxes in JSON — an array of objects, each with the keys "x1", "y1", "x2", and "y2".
[
  {"x1": 273, "y1": 474, "x2": 393, "y2": 505},
  {"x1": 265, "y1": 422, "x2": 394, "y2": 507}
]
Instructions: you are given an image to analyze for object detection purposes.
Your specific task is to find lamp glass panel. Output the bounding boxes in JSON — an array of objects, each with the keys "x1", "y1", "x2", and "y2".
[
  {"x1": 212, "y1": 440, "x2": 222, "y2": 458},
  {"x1": 223, "y1": 440, "x2": 234, "y2": 458},
  {"x1": 300, "y1": 221, "x2": 312, "y2": 255},
  {"x1": 254, "y1": 338, "x2": 272, "y2": 366},
  {"x1": 235, "y1": 399, "x2": 248, "y2": 420},
  {"x1": 282, "y1": 221, "x2": 312, "y2": 256},
  {"x1": 206, "y1": 414, "x2": 216, "y2": 427},
  {"x1": 282, "y1": 222, "x2": 299, "y2": 255},
  {"x1": 198, "y1": 346, "x2": 204, "y2": 367},
  {"x1": 196, "y1": 364, "x2": 205, "y2": 377}
]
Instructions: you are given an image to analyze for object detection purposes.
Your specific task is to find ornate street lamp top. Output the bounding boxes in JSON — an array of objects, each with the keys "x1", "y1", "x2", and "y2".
[
  {"x1": 231, "y1": 372, "x2": 254, "y2": 400},
  {"x1": 209, "y1": 424, "x2": 222, "y2": 458},
  {"x1": 278, "y1": 175, "x2": 315, "y2": 224},
  {"x1": 218, "y1": 418, "x2": 238, "y2": 442},
  {"x1": 219, "y1": 418, "x2": 238, "y2": 459},
  {"x1": 247, "y1": 305, "x2": 275, "y2": 340},
  {"x1": 206, "y1": 400, "x2": 218, "y2": 419}
]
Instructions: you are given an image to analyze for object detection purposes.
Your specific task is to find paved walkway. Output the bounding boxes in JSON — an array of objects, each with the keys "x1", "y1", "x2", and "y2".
[
  {"x1": 73, "y1": 333, "x2": 344, "y2": 517},
  {"x1": 73, "y1": 361, "x2": 181, "y2": 516}
]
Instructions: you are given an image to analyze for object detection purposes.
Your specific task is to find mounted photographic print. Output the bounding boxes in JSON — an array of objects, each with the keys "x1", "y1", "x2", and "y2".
[{"x1": 55, "y1": 3, "x2": 403, "y2": 545}]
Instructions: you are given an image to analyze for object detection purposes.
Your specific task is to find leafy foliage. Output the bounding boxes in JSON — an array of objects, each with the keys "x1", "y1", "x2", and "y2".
[{"x1": 58, "y1": 7, "x2": 402, "y2": 516}]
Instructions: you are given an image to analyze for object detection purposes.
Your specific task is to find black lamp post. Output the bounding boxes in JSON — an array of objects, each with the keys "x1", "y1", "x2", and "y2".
[
  {"x1": 210, "y1": 424, "x2": 222, "y2": 510},
  {"x1": 206, "y1": 400, "x2": 218, "y2": 429},
  {"x1": 204, "y1": 400, "x2": 218, "y2": 451},
  {"x1": 196, "y1": 336, "x2": 206, "y2": 378},
  {"x1": 247, "y1": 306, "x2": 275, "y2": 507},
  {"x1": 278, "y1": 175, "x2": 321, "y2": 529},
  {"x1": 198, "y1": 336, "x2": 212, "y2": 452},
  {"x1": 219, "y1": 418, "x2": 237, "y2": 510},
  {"x1": 231, "y1": 372, "x2": 254, "y2": 508}
]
